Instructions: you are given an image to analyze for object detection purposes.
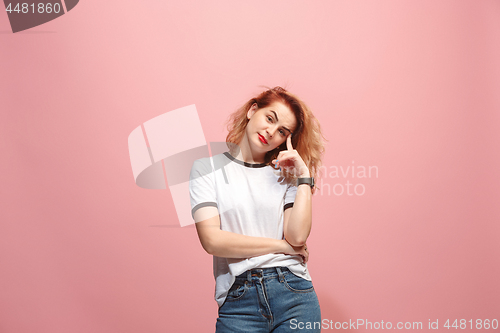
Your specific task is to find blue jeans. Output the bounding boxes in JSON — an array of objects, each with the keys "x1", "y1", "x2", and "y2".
[{"x1": 216, "y1": 267, "x2": 321, "y2": 332}]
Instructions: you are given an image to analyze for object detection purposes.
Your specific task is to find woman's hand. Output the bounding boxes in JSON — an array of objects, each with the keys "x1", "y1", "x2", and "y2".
[
  {"x1": 272, "y1": 135, "x2": 310, "y2": 178},
  {"x1": 281, "y1": 239, "x2": 309, "y2": 263}
]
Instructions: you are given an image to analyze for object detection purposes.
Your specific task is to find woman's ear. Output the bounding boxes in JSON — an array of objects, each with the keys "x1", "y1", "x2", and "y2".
[{"x1": 246, "y1": 103, "x2": 258, "y2": 120}]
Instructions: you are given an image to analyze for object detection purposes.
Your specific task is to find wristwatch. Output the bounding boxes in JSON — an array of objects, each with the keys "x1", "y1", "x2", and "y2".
[{"x1": 297, "y1": 177, "x2": 315, "y2": 189}]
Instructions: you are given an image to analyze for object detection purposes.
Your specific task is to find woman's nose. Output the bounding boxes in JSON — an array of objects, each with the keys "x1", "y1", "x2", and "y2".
[{"x1": 267, "y1": 126, "x2": 277, "y2": 137}]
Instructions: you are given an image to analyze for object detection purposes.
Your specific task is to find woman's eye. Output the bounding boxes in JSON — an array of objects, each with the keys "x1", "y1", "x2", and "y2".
[
  {"x1": 279, "y1": 130, "x2": 285, "y2": 136},
  {"x1": 267, "y1": 116, "x2": 273, "y2": 122}
]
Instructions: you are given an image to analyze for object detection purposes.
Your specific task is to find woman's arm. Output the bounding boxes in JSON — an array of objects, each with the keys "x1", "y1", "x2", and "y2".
[
  {"x1": 194, "y1": 206, "x2": 308, "y2": 261},
  {"x1": 283, "y1": 182, "x2": 312, "y2": 247},
  {"x1": 274, "y1": 135, "x2": 313, "y2": 247}
]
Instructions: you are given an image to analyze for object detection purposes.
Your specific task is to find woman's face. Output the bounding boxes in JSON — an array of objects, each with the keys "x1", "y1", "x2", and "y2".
[{"x1": 246, "y1": 101, "x2": 297, "y2": 153}]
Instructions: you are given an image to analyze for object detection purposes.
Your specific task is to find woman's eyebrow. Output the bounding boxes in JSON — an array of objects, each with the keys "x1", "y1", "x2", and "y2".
[
  {"x1": 270, "y1": 110, "x2": 292, "y2": 134},
  {"x1": 270, "y1": 110, "x2": 279, "y2": 121}
]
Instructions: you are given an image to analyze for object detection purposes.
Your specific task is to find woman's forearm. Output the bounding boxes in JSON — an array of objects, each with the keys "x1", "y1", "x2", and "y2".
[
  {"x1": 194, "y1": 207, "x2": 288, "y2": 258},
  {"x1": 284, "y1": 183, "x2": 312, "y2": 246},
  {"x1": 199, "y1": 226, "x2": 287, "y2": 258}
]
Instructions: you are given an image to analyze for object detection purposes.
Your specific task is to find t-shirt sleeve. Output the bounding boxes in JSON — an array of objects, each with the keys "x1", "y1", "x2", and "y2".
[
  {"x1": 284, "y1": 183, "x2": 298, "y2": 211},
  {"x1": 189, "y1": 158, "x2": 218, "y2": 218}
]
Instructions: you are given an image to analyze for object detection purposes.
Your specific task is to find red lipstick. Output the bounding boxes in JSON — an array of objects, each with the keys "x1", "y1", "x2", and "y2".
[{"x1": 258, "y1": 134, "x2": 268, "y2": 144}]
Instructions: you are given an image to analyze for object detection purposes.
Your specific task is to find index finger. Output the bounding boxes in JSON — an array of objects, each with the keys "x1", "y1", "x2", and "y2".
[{"x1": 286, "y1": 134, "x2": 293, "y2": 151}]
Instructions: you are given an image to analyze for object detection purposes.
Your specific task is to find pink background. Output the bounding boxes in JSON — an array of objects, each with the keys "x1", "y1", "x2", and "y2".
[{"x1": 1, "y1": 1, "x2": 499, "y2": 332}]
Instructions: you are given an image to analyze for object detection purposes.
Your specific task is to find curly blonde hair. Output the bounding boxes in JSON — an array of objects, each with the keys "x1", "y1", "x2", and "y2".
[{"x1": 226, "y1": 87, "x2": 325, "y2": 183}]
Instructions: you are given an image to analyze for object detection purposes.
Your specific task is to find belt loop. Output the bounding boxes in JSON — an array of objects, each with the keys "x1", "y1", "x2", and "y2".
[
  {"x1": 276, "y1": 267, "x2": 284, "y2": 283},
  {"x1": 247, "y1": 269, "x2": 252, "y2": 282}
]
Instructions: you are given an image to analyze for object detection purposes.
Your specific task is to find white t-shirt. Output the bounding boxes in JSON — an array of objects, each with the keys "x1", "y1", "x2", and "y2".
[{"x1": 189, "y1": 152, "x2": 311, "y2": 307}]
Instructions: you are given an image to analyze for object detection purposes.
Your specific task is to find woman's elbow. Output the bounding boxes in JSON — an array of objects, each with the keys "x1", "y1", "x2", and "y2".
[
  {"x1": 285, "y1": 235, "x2": 307, "y2": 247},
  {"x1": 200, "y1": 242, "x2": 213, "y2": 255},
  {"x1": 197, "y1": 232, "x2": 218, "y2": 255},
  {"x1": 200, "y1": 238, "x2": 217, "y2": 255}
]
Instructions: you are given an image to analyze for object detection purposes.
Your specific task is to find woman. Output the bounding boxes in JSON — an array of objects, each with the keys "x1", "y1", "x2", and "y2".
[{"x1": 189, "y1": 86, "x2": 325, "y2": 332}]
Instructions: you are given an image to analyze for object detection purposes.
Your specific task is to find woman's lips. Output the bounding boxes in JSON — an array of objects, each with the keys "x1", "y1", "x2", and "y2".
[{"x1": 258, "y1": 134, "x2": 268, "y2": 144}]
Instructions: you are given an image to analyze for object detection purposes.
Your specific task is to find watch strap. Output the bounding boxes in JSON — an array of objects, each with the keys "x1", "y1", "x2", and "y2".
[{"x1": 297, "y1": 177, "x2": 315, "y2": 188}]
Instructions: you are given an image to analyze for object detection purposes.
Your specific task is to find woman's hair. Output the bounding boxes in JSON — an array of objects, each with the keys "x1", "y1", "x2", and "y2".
[{"x1": 226, "y1": 86, "x2": 325, "y2": 182}]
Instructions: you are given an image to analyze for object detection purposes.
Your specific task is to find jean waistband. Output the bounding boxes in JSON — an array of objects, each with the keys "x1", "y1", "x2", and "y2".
[{"x1": 235, "y1": 267, "x2": 290, "y2": 281}]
